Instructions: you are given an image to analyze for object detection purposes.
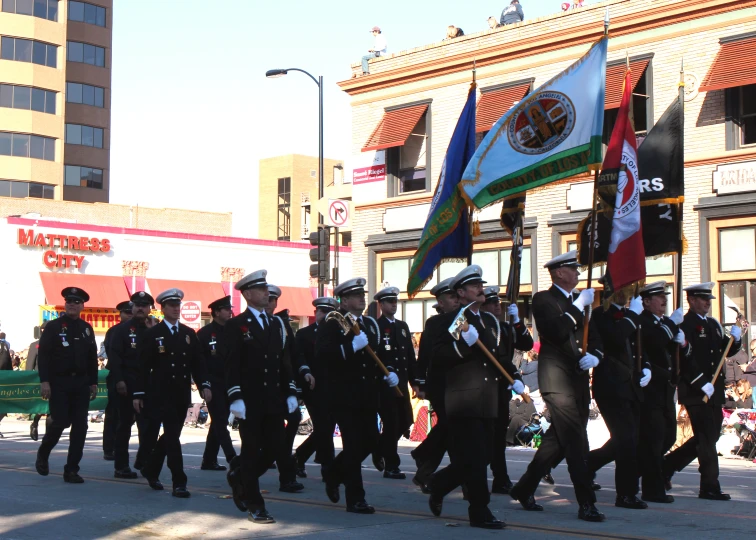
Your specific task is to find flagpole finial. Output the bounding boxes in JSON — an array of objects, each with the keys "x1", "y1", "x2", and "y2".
[
  {"x1": 473, "y1": 59, "x2": 477, "y2": 84},
  {"x1": 604, "y1": 8, "x2": 610, "y2": 35},
  {"x1": 679, "y1": 57, "x2": 685, "y2": 87},
  {"x1": 625, "y1": 50, "x2": 630, "y2": 69}
]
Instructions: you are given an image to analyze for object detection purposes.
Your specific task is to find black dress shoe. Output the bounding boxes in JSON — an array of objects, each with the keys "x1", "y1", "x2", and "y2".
[
  {"x1": 510, "y1": 484, "x2": 543, "y2": 511},
  {"x1": 325, "y1": 483, "x2": 340, "y2": 503},
  {"x1": 470, "y1": 517, "x2": 506, "y2": 529},
  {"x1": 347, "y1": 501, "x2": 376, "y2": 514},
  {"x1": 280, "y1": 481, "x2": 304, "y2": 493},
  {"x1": 172, "y1": 486, "x2": 191, "y2": 498},
  {"x1": 699, "y1": 490, "x2": 731, "y2": 501},
  {"x1": 429, "y1": 494, "x2": 443, "y2": 517},
  {"x1": 615, "y1": 495, "x2": 648, "y2": 509},
  {"x1": 63, "y1": 472, "x2": 84, "y2": 484},
  {"x1": 664, "y1": 476, "x2": 672, "y2": 491},
  {"x1": 491, "y1": 479, "x2": 514, "y2": 495},
  {"x1": 295, "y1": 465, "x2": 307, "y2": 478},
  {"x1": 201, "y1": 461, "x2": 227, "y2": 471},
  {"x1": 578, "y1": 503, "x2": 606, "y2": 522},
  {"x1": 248, "y1": 509, "x2": 275, "y2": 524},
  {"x1": 592, "y1": 481, "x2": 601, "y2": 491},
  {"x1": 372, "y1": 454, "x2": 385, "y2": 472},
  {"x1": 114, "y1": 468, "x2": 138, "y2": 479},
  {"x1": 144, "y1": 474, "x2": 164, "y2": 491},
  {"x1": 35, "y1": 456, "x2": 49, "y2": 476},
  {"x1": 542, "y1": 473, "x2": 555, "y2": 485},
  {"x1": 30, "y1": 424, "x2": 38, "y2": 441},
  {"x1": 642, "y1": 494, "x2": 674, "y2": 503},
  {"x1": 103, "y1": 451, "x2": 115, "y2": 461},
  {"x1": 412, "y1": 476, "x2": 432, "y2": 494},
  {"x1": 383, "y1": 469, "x2": 406, "y2": 480}
]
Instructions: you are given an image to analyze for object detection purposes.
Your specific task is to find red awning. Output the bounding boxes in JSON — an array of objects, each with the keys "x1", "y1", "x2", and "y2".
[
  {"x1": 276, "y1": 286, "x2": 316, "y2": 318},
  {"x1": 605, "y1": 59, "x2": 650, "y2": 109},
  {"x1": 476, "y1": 82, "x2": 532, "y2": 133},
  {"x1": 362, "y1": 104, "x2": 428, "y2": 152},
  {"x1": 147, "y1": 279, "x2": 225, "y2": 312},
  {"x1": 39, "y1": 272, "x2": 129, "y2": 309},
  {"x1": 700, "y1": 36, "x2": 756, "y2": 92}
]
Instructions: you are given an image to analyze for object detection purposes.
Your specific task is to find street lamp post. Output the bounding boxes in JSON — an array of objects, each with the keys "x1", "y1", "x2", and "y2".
[{"x1": 266, "y1": 68, "x2": 325, "y2": 295}]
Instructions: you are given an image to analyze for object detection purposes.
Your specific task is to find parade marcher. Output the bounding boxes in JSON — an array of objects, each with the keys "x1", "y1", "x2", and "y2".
[
  {"x1": 373, "y1": 286, "x2": 416, "y2": 480},
  {"x1": 509, "y1": 251, "x2": 606, "y2": 522},
  {"x1": 637, "y1": 281, "x2": 690, "y2": 503},
  {"x1": 427, "y1": 265, "x2": 512, "y2": 529},
  {"x1": 411, "y1": 277, "x2": 459, "y2": 491},
  {"x1": 27, "y1": 321, "x2": 52, "y2": 442},
  {"x1": 226, "y1": 270, "x2": 303, "y2": 525},
  {"x1": 35, "y1": 287, "x2": 98, "y2": 483},
  {"x1": 294, "y1": 297, "x2": 339, "y2": 478},
  {"x1": 319, "y1": 277, "x2": 396, "y2": 514},
  {"x1": 107, "y1": 293, "x2": 156, "y2": 478},
  {"x1": 132, "y1": 288, "x2": 212, "y2": 498},
  {"x1": 103, "y1": 300, "x2": 134, "y2": 462},
  {"x1": 197, "y1": 295, "x2": 237, "y2": 471},
  {"x1": 480, "y1": 286, "x2": 533, "y2": 495},
  {"x1": 587, "y1": 286, "x2": 652, "y2": 509},
  {"x1": 663, "y1": 283, "x2": 742, "y2": 500}
]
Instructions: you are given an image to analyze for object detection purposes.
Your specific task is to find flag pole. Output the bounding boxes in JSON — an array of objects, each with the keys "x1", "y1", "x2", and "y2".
[
  {"x1": 674, "y1": 57, "x2": 685, "y2": 380},
  {"x1": 467, "y1": 60, "x2": 477, "y2": 266}
]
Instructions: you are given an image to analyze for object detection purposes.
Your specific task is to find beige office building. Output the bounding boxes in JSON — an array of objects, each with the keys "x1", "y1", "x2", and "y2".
[{"x1": 1, "y1": 0, "x2": 112, "y2": 203}]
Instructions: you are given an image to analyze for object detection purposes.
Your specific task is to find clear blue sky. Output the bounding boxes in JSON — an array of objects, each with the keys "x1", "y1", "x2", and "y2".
[{"x1": 109, "y1": 0, "x2": 600, "y2": 237}]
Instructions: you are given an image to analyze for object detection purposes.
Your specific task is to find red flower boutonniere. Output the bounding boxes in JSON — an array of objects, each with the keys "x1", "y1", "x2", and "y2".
[
  {"x1": 240, "y1": 326, "x2": 251, "y2": 338},
  {"x1": 613, "y1": 311, "x2": 625, "y2": 320}
]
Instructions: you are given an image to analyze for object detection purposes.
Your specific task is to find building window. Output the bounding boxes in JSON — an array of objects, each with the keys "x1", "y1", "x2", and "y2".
[
  {"x1": 0, "y1": 84, "x2": 56, "y2": 114},
  {"x1": 66, "y1": 40, "x2": 105, "y2": 67},
  {"x1": 727, "y1": 84, "x2": 756, "y2": 148},
  {"x1": 65, "y1": 164, "x2": 103, "y2": 188},
  {"x1": 0, "y1": 131, "x2": 55, "y2": 160},
  {"x1": 719, "y1": 227, "x2": 756, "y2": 272},
  {"x1": 301, "y1": 204, "x2": 311, "y2": 240},
  {"x1": 603, "y1": 63, "x2": 652, "y2": 148},
  {"x1": 66, "y1": 82, "x2": 104, "y2": 107},
  {"x1": 0, "y1": 36, "x2": 57, "y2": 67},
  {"x1": 68, "y1": 1, "x2": 105, "y2": 27},
  {"x1": 277, "y1": 177, "x2": 291, "y2": 241},
  {"x1": 1, "y1": 0, "x2": 58, "y2": 21},
  {"x1": 65, "y1": 123, "x2": 103, "y2": 148},
  {"x1": 386, "y1": 109, "x2": 429, "y2": 196},
  {"x1": 0, "y1": 179, "x2": 54, "y2": 199}
]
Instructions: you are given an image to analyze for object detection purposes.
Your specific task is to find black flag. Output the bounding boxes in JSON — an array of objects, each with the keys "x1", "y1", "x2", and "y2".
[{"x1": 501, "y1": 196, "x2": 525, "y2": 303}]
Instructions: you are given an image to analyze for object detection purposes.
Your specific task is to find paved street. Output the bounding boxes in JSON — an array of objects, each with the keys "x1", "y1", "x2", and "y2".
[{"x1": 0, "y1": 416, "x2": 755, "y2": 539}]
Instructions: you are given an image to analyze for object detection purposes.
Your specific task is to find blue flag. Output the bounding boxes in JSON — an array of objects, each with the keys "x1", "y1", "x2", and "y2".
[{"x1": 407, "y1": 83, "x2": 477, "y2": 297}]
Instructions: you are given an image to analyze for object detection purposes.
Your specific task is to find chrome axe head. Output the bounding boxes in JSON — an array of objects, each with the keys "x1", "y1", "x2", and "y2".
[{"x1": 448, "y1": 302, "x2": 476, "y2": 340}]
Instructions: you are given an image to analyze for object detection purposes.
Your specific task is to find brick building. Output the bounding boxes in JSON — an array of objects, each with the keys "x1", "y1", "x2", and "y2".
[{"x1": 339, "y1": 0, "x2": 756, "y2": 335}]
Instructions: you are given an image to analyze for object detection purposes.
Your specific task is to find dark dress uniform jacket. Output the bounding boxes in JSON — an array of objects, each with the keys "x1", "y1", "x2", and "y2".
[
  {"x1": 679, "y1": 311, "x2": 740, "y2": 407},
  {"x1": 274, "y1": 309, "x2": 298, "y2": 393},
  {"x1": 417, "y1": 314, "x2": 445, "y2": 401},
  {"x1": 196, "y1": 320, "x2": 228, "y2": 392},
  {"x1": 225, "y1": 309, "x2": 296, "y2": 414},
  {"x1": 38, "y1": 315, "x2": 98, "y2": 386},
  {"x1": 108, "y1": 319, "x2": 150, "y2": 390},
  {"x1": 296, "y1": 323, "x2": 319, "y2": 380},
  {"x1": 377, "y1": 315, "x2": 417, "y2": 391},
  {"x1": 25, "y1": 340, "x2": 39, "y2": 371},
  {"x1": 315, "y1": 310, "x2": 381, "y2": 410},
  {"x1": 533, "y1": 286, "x2": 603, "y2": 396},
  {"x1": 498, "y1": 318, "x2": 533, "y2": 389},
  {"x1": 431, "y1": 308, "x2": 501, "y2": 419},
  {"x1": 640, "y1": 310, "x2": 691, "y2": 410}
]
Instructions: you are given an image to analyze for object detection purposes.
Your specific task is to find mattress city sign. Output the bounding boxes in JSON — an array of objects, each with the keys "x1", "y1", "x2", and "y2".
[{"x1": 17, "y1": 229, "x2": 112, "y2": 269}]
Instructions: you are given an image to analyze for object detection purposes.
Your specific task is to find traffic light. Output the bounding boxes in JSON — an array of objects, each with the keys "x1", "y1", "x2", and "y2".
[{"x1": 308, "y1": 225, "x2": 330, "y2": 283}]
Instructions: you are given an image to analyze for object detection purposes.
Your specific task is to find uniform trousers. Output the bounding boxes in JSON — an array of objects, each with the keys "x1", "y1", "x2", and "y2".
[
  {"x1": 202, "y1": 389, "x2": 236, "y2": 464},
  {"x1": 102, "y1": 381, "x2": 116, "y2": 455},
  {"x1": 113, "y1": 390, "x2": 147, "y2": 470},
  {"x1": 663, "y1": 403, "x2": 723, "y2": 492},
  {"x1": 295, "y1": 392, "x2": 335, "y2": 469},
  {"x1": 413, "y1": 394, "x2": 448, "y2": 484},
  {"x1": 141, "y1": 401, "x2": 189, "y2": 487},
  {"x1": 587, "y1": 398, "x2": 641, "y2": 496},
  {"x1": 515, "y1": 391, "x2": 596, "y2": 505},
  {"x1": 638, "y1": 399, "x2": 677, "y2": 498},
  {"x1": 491, "y1": 392, "x2": 513, "y2": 487},
  {"x1": 38, "y1": 374, "x2": 90, "y2": 474},
  {"x1": 283, "y1": 406, "x2": 302, "y2": 462},
  {"x1": 377, "y1": 392, "x2": 413, "y2": 471},
  {"x1": 325, "y1": 406, "x2": 379, "y2": 506},
  {"x1": 430, "y1": 417, "x2": 494, "y2": 521}
]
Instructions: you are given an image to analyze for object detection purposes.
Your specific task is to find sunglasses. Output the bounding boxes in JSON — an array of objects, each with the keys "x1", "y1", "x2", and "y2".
[
  {"x1": 65, "y1": 299, "x2": 83, "y2": 305},
  {"x1": 133, "y1": 302, "x2": 151, "y2": 308}
]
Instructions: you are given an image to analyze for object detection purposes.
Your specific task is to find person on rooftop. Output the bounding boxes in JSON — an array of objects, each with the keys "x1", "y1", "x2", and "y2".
[{"x1": 501, "y1": 0, "x2": 524, "y2": 25}]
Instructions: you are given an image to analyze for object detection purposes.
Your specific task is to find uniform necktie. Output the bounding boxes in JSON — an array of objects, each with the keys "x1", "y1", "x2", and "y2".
[
  {"x1": 171, "y1": 325, "x2": 177, "y2": 335},
  {"x1": 260, "y1": 313, "x2": 269, "y2": 332}
]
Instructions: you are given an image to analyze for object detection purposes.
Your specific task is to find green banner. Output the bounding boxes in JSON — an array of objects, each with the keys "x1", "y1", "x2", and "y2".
[{"x1": 0, "y1": 370, "x2": 110, "y2": 414}]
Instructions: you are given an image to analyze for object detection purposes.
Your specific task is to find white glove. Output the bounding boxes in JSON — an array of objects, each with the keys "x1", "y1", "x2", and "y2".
[
  {"x1": 730, "y1": 325, "x2": 742, "y2": 341},
  {"x1": 286, "y1": 395, "x2": 298, "y2": 414},
  {"x1": 578, "y1": 353, "x2": 599, "y2": 371},
  {"x1": 572, "y1": 288, "x2": 595, "y2": 311},
  {"x1": 701, "y1": 382, "x2": 715, "y2": 399},
  {"x1": 674, "y1": 330, "x2": 686, "y2": 345},
  {"x1": 384, "y1": 372, "x2": 399, "y2": 387},
  {"x1": 230, "y1": 399, "x2": 246, "y2": 420},
  {"x1": 509, "y1": 380, "x2": 525, "y2": 395},
  {"x1": 670, "y1": 307, "x2": 684, "y2": 325},
  {"x1": 507, "y1": 304, "x2": 520, "y2": 324},
  {"x1": 462, "y1": 325, "x2": 479, "y2": 346},
  {"x1": 640, "y1": 368, "x2": 652, "y2": 387},
  {"x1": 629, "y1": 296, "x2": 643, "y2": 315},
  {"x1": 352, "y1": 332, "x2": 369, "y2": 352}
]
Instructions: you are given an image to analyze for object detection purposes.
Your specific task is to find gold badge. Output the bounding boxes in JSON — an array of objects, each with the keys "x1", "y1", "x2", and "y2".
[{"x1": 185, "y1": 335, "x2": 190, "y2": 345}]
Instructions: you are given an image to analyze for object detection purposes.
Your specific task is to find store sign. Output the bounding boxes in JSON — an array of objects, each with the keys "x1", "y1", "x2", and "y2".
[
  {"x1": 353, "y1": 164, "x2": 386, "y2": 184},
  {"x1": 180, "y1": 301, "x2": 202, "y2": 331},
  {"x1": 713, "y1": 161, "x2": 756, "y2": 195},
  {"x1": 41, "y1": 305, "x2": 122, "y2": 332},
  {"x1": 17, "y1": 229, "x2": 112, "y2": 270}
]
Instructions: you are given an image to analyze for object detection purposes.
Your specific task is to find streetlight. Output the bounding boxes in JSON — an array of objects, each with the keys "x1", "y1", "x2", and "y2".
[{"x1": 266, "y1": 67, "x2": 325, "y2": 294}]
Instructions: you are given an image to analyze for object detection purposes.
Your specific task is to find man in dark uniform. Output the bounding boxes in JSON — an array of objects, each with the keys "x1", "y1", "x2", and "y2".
[
  {"x1": 480, "y1": 285, "x2": 533, "y2": 495},
  {"x1": 103, "y1": 300, "x2": 134, "y2": 461},
  {"x1": 294, "y1": 297, "x2": 339, "y2": 478},
  {"x1": 637, "y1": 281, "x2": 690, "y2": 504},
  {"x1": 373, "y1": 286, "x2": 416, "y2": 480},
  {"x1": 27, "y1": 321, "x2": 52, "y2": 441},
  {"x1": 132, "y1": 288, "x2": 212, "y2": 498},
  {"x1": 663, "y1": 282, "x2": 741, "y2": 500},
  {"x1": 319, "y1": 277, "x2": 399, "y2": 514},
  {"x1": 226, "y1": 270, "x2": 303, "y2": 525},
  {"x1": 197, "y1": 295, "x2": 237, "y2": 471},
  {"x1": 587, "y1": 288, "x2": 651, "y2": 510},
  {"x1": 107, "y1": 293, "x2": 156, "y2": 478},
  {"x1": 35, "y1": 287, "x2": 98, "y2": 483},
  {"x1": 411, "y1": 277, "x2": 458, "y2": 491},
  {"x1": 427, "y1": 265, "x2": 515, "y2": 529},
  {"x1": 509, "y1": 250, "x2": 606, "y2": 522}
]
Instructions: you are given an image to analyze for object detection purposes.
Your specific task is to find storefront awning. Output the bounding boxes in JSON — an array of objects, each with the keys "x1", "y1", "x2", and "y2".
[
  {"x1": 147, "y1": 279, "x2": 226, "y2": 312},
  {"x1": 605, "y1": 59, "x2": 650, "y2": 110},
  {"x1": 276, "y1": 286, "x2": 316, "y2": 318},
  {"x1": 476, "y1": 81, "x2": 533, "y2": 133},
  {"x1": 39, "y1": 272, "x2": 129, "y2": 309},
  {"x1": 362, "y1": 104, "x2": 429, "y2": 152},
  {"x1": 700, "y1": 35, "x2": 756, "y2": 92}
]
